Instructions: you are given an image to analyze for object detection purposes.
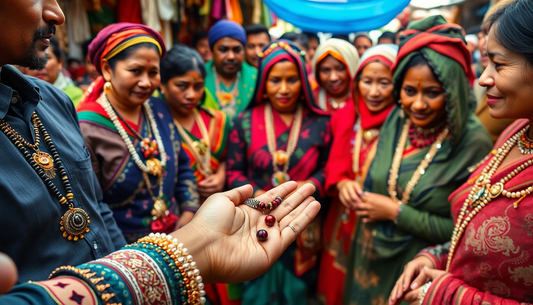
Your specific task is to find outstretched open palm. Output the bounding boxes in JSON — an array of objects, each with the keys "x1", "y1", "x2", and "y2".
[{"x1": 175, "y1": 181, "x2": 320, "y2": 284}]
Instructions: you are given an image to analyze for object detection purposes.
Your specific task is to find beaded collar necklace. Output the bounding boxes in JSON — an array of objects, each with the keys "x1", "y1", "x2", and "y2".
[
  {"x1": 0, "y1": 112, "x2": 90, "y2": 241},
  {"x1": 408, "y1": 120, "x2": 447, "y2": 148},
  {"x1": 446, "y1": 126, "x2": 533, "y2": 271},
  {"x1": 265, "y1": 102, "x2": 303, "y2": 186},
  {"x1": 388, "y1": 119, "x2": 449, "y2": 205},
  {"x1": 100, "y1": 94, "x2": 169, "y2": 219}
]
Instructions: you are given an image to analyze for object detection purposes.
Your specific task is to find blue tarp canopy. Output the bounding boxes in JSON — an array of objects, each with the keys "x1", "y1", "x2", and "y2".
[{"x1": 263, "y1": 0, "x2": 411, "y2": 34}]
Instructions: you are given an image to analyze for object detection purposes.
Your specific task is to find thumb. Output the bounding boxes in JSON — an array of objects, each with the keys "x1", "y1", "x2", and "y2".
[
  {"x1": 423, "y1": 266, "x2": 443, "y2": 280},
  {"x1": 219, "y1": 184, "x2": 253, "y2": 206}
]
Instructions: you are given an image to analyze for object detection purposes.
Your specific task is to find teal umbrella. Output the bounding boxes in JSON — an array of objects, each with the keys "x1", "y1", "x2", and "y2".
[{"x1": 263, "y1": 0, "x2": 411, "y2": 34}]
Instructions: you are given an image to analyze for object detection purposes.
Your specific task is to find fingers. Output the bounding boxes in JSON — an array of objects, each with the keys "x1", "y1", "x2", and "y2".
[
  {"x1": 255, "y1": 181, "x2": 298, "y2": 206},
  {"x1": 280, "y1": 200, "x2": 321, "y2": 250},
  {"x1": 404, "y1": 288, "x2": 420, "y2": 303},
  {"x1": 271, "y1": 183, "x2": 316, "y2": 220},
  {"x1": 409, "y1": 268, "x2": 430, "y2": 291},
  {"x1": 219, "y1": 184, "x2": 254, "y2": 206},
  {"x1": 349, "y1": 183, "x2": 362, "y2": 204}
]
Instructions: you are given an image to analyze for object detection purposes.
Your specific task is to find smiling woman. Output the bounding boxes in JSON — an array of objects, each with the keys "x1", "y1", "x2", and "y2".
[
  {"x1": 76, "y1": 23, "x2": 200, "y2": 243},
  {"x1": 226, "y1": 40, "x2": 331, "y2": 305},
  {"x1": 343, "y1": 15, "x2": 493, "y2": 305}
]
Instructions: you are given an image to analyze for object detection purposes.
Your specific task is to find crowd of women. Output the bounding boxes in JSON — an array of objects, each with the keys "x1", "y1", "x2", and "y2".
[{"x1": 4, "y1": 0, "x2": 533, "y2": 304}]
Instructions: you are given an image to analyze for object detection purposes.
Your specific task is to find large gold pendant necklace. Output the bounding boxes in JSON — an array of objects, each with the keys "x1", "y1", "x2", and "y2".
[
  {"x1": 265, "y1": 103, "x2": 303, "y2": 186},
  {"x1": 446, "y1": 125, "x2": 532, "y2": 271},
  {"x1": 175, "y1": 108, "x2": 213, "y2": 177},
  {"x1": 100, "y1": 94, "x2": 168, "y2": 220},
  {"x1": 388, "y1": 119, "x2": 449, "y2": 205},
  {"x1": 0, "y1": 113, "x2": 90, "y2": 241}
]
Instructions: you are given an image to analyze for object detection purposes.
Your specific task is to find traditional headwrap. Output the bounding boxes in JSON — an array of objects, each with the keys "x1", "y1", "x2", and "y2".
[
  {"x1": 353, "y1": 44, "x2": 399, "y2": 130},
  {"x1": 79, "y1": 23, "x2": 167, "y2": 107},
  {"x1": 392, "y1": 15, "x2": 476, "y2": 144},
  {"x1": 207, "y1": 20, "x2": 247, "y2": 48},
  {"x1": 248, "y1": 40, "x2": 328, "y2": 115},
  {"x1": 312, "y1": 38, "x2": 360, "y2": 81}
]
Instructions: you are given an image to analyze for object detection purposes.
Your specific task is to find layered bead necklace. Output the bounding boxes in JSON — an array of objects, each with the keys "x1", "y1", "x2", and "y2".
[
  {"x1": 388, "y1": 119, "x2": 449, "y2": 205},
  {"x1": 265, "y1": 102, "x2": 303, "y2": 186},
  {"x1": 352, "y1": 119, "x2": 380, "y2": 175},
  {"x1": 100, "y1": 94, "x2": 169, "y2": 220},
  {"x1": 0, "y1": 113, "x2": 90, "y2": 241},
  {"x1": 174, "y1": 108, "x2": 213, "y2": 177},
  {"x1": 408, "y1": 120, "x2": 447, "y2": 148},
  {"x1": 446, "y1": 125, "x2": 533, "y2": 271}
]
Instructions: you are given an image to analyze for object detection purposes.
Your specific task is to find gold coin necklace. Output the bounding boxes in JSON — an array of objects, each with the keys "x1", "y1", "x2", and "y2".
[
  {"x1": 100, "y1": 94, "x2": 168, "y2": 220},
  {"x1": 0, "y1": 113, "x2": 90, "y2": 241},
  {"x1": 388, "y1": 119, "x2": 449, "y2": 205},
  {"x1": 265, "y1": 103, "x2": 303, "y2": 186},
  {"x1": 446, "y1": 125, "x2": 532, "y2": 271},
  {"x1": 174, "y1": 108, "x2": 213, "y2": 177}
]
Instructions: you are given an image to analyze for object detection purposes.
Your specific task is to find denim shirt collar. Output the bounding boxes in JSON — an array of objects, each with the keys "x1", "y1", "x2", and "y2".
[{"x1": 0, "y1": 65, "x2": 42, "y2": 120}]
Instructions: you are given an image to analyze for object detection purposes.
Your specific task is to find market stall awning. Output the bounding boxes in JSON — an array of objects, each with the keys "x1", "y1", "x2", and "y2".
[
  {"x1": 262, "y1": 0, "x2": 411, "y2": 34},
  {"x1": 410, "y1": 0, "x2": 467, "y2": 9}
]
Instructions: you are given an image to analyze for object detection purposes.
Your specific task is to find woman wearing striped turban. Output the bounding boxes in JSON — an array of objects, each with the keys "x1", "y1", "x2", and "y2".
[
  {"x1": 343, "y1": 15, "x2": 492, "y2": 304},
  {"x1": 226, "y1": 40, "x2": 331, "y2": 304},
  {"x1": 318, "y1": 44, "x2": 398, "y2": 305},
  {"x1": 77, "y1": 23, "x2": 200, "y2": 243},
  {"x1": 311, "y1": 38, "x2": 360, "y2": 114}
]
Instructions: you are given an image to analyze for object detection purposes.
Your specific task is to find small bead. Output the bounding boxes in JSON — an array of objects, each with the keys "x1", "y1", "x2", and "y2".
[
  {"x1": 265, "y1": 215, "x2": 276, "y2": 227},
  {"x1": 257, "y1": 229, "x2": 268, "y2": 242}
]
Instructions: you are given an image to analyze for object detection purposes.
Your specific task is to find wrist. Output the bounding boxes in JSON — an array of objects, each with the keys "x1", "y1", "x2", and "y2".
[
  {"x1": 337, "y1": 179, "x2": 349, "y2": 191},
  {"x1": 392, "y1": 203, "x2": 402, "y2": 223},
  {"x1": 171, "y1": 222, "x2": 212, "y2": 283}
]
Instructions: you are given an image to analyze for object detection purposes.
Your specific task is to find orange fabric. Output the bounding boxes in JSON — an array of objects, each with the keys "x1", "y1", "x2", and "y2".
[
  {"x1": 316, "y1": 50, "x2": 348, "y2": 68},
  {"x1": 100, "y1": 29, "x2": 153, "y2": 65}
]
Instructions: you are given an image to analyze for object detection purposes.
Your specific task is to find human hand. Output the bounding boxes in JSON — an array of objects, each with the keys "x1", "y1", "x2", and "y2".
[
  {"x1": 176, "y1": 211, "x2": 195, "y2": 229},
  {"x1": 402, "y1": 267, "x2": 447, "y2": 304},
  {"x1": 337, "y1": 179, "x2": 362, "y2": 209},
  {"x1": 356, "y1": 192, "x2": 399, "y2": 223},
  {"x1": 389, "y1": 256, "x2": 435, "y2": 304},
  {"x1": 0, "y1": 252, "x2": 17, "y2": 295},
  {"x1": 197, "y1": 169, "x2": 226, "y2": 198},
  {"x1": 172, "y1": 181, "x2": 320, "y2": 284}
]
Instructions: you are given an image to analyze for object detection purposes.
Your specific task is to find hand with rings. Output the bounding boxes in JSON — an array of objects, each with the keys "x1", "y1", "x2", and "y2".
[{"x1": 177, "y1": 181, "x2": 320, "y2": 284}]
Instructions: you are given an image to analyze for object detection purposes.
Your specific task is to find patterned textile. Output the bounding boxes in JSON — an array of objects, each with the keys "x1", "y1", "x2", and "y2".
[
  {"x1": 344, "y1": 15, "x2": 493, "y2": 305},
  {"x1": 226, "y1": 40, "x2": 331, "y2": 304},
  {"x1": 78, "y1": 97, "x2": 199, "y2": 243},
  {"x1": 418, "y1": 119, "x2": 533, "y2": 304},
  {"x1": 318, "y1": 44, "x2": 398, "y2": 305}
]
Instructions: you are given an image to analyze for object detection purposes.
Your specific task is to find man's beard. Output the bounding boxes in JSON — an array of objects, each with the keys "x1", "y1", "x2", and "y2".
[{"x1": 19, "y1": 25, "x2": 56, "y2": 70}]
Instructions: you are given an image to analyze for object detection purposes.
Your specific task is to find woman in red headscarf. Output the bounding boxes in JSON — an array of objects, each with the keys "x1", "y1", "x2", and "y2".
[
  {"x1": 77, "y1": 23, "x2": 200, "y2": 243},
  {"x1": 317, "y1": 43, "x2": 398, "y2": 305}
]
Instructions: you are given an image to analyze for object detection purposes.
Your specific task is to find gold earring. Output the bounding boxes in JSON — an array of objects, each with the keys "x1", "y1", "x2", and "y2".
[
  {"x1": 104, "y1": 81, "x2": 112, "y2": 94},
  {"x1": 399, "y1": 101, "x2": 405, "y2": 119}
]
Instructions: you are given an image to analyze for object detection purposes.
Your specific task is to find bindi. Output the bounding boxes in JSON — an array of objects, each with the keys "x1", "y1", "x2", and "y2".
[
  {"x1": 417, "y1": 77, "x2": 422, "y2": 88},
  {"x1": 192, "y1": 72, "x2": 200, "y2": 82}
]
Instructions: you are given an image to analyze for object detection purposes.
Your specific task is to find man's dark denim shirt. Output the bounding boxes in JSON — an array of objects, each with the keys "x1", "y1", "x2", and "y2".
[{"x1": 0, "y1": 65, "x2": 126, "y2": 282}]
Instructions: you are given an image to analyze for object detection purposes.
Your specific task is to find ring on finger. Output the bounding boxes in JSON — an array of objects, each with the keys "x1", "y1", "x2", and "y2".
[{"x1": 287, "y1": 224, "x2": 298, "y2": 237}]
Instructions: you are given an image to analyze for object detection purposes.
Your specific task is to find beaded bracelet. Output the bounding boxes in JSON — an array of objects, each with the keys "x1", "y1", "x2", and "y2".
[{"x1": 138, "y1": 233, "x2": 207, "y2": 304}]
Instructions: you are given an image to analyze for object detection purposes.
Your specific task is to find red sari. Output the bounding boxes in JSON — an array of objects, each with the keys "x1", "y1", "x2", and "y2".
[
  {"x1": 317, "y1": 96, "x2": 393, "y2": 305},
  {"x1": 418, "y1": 119, "x2": 533, "y2": 304}
]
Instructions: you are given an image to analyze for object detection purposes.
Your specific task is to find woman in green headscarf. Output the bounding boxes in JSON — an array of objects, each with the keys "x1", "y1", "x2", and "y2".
[{"x1": 343, "y1": 15, "x2": 493, "y2": 305}]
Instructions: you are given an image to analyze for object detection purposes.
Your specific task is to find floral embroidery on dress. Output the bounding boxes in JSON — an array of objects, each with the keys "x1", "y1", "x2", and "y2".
[
  {"x1": 465, "y1": 216, "x2": 520, "y2": 256},
  {"x1": 483, "y1": 279, "x2": 512, "y2": 298},
  {"x1": 523, "y1": 213, "x2": 533, "y2": 238},
  {"x1": 353, "y1": 266, "x2": 380, "y2": 289},
  {"x1": 478, "y1": 262, "x2": 496, "y2": 279},
  {"x1": 508, "y1": 265, "x2": 533, "y2": 286}
]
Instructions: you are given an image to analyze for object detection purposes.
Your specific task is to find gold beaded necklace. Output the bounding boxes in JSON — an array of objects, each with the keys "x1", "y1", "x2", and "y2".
[
  {"x1": 388, "y1": 119, "x2": 449, "y2": 205},
  {"x1": 265, "y1": 102, "x2": 303, "y2": 186},
  {"x1": 446, "y1": 126, "x2": 532, "y2": 271}
]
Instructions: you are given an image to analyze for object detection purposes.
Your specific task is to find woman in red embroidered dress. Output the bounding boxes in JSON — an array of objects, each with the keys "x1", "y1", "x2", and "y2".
[
  {"x1": 317, "y1": 44, "x2": 398, "y2": 305},
  {"x1": 390, "y1": 1, "x2": 533, "y2": 304}
]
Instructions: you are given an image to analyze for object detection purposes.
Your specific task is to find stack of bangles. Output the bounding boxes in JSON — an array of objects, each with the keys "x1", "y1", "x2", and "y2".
[
  {"x1": 48, "y1": 233, "x2": 206, "y2": 305},
  {"x1": 244, "y1": 196, "x2": 298, "y2": 242}
]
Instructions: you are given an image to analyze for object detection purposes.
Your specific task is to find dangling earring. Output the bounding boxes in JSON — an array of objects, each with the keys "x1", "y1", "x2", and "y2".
[
  {"x1": 104, "y1": 81, "x2": 113, "y2": 95},
  {"x1": 262, "y1": 93, "x2": 268, "y2": 100},
  {"x1": 399, "y1": 101, "x2": 405, "y2": 119}
]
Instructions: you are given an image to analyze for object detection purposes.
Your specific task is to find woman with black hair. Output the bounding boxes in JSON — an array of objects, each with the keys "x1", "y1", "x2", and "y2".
[
  {"x1": 77, "y1": 23, "x2": 200, "y2": 243},
  {"x1": 160, "y1": 45, "x2": 230, "y2": 202},
  {"x1": 391, "y1": 1, "x2": 533, "y2": 304},
  {"x1": 344, "y1": 15, "x2": 492, "y2": 304}
]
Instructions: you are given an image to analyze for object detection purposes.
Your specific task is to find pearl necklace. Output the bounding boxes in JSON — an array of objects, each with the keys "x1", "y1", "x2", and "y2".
[
  {"x1": 446, "y1": 126, "x2": 532, "y2": 271},
  {"x1": 100, "y1": 93, "x2": 167, "y2": 176},
  {"x1": 388, "y1": 119, "x2": 449, "y2": 205}
]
